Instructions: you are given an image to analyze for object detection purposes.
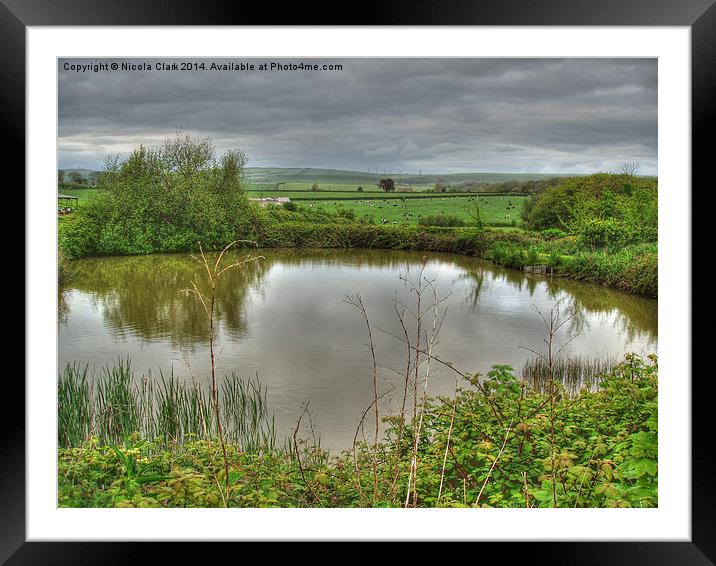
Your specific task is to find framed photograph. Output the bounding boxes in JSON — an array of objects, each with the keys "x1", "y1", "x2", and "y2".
[{"x1": 10, "y1": 0, "x2": 708, "y2": 561}]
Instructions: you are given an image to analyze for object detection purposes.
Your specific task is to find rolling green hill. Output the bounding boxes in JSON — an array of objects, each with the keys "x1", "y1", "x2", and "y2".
[
  {"x1": 243, "y1": 167, "x2": 569, "y2": 186},
  {"x1": 58, "y1": 166, "x2": 573, "y2": 189},
  {"x1": 59, "y1": 168, "x2": 98, "y2": 179}
]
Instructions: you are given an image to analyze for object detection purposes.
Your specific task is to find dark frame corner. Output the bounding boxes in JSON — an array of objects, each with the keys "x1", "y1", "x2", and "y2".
[{"x1": 9, "y1": 0, "x2": 709, "y2": 563}]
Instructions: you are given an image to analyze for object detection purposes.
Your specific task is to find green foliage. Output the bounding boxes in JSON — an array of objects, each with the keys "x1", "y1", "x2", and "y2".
[
  {"x1": 58, "y1": 354, "x2": 657, "y2": 508},
  {"x1": 561, "y1": 244, "x2": 657, "y2": 297},
  {"x1": 58, "y1": 363, "x2": 92, "y2": 447},
  {"x1": 418, "y1": 214, "x2": 466, "y2": 227},
  {"x1": 578, "y1": 218, "x2": 624, "y2": 250},
  {"x1": 541, "y1": 228, "x2": 567, "y2": 240},
  {"x1": 58, "y1": 134, "x2": 257, "y2": 257},
  {"x1": 522, "y1": 173, "x2": 657, "y2": 249},
  {"x1": 58, "y1": 360, "x2": 276, "y2": 451},
  {"x1": 378, "y1": 178, "x2": 396, "y2": 192},
  {"x1": 334, "y1": 207, "x2": 356, "y2": 220},
  {"x1": 281, "y1": 200, "x2": 299, "y2": 212},
  {"x1": 61, "y1": 202, "x2": 656, "y2": 297}
]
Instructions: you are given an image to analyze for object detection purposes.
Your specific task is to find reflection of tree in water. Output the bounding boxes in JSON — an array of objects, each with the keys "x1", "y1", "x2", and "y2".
[
  {"x1": 454, "y1": 261, "x2": 548, "y2": 309},
  {"x1": 64, "y1": 252, "x2": 270, "y2": 347},
  {"x1": 277, "y1": 249, "x2": 655, "y2": 343},
  {"x1": 58, "y1": 290, "x2": 69, "y2": 326},
  {"x1": 542, "y1": 278, "x2": 657, "y2": 343},
  {"x1": 455, "y1": 266, "x2": 487, "y2": 308},
  {"x1": 63, "y1": 247, "x2": 657, "y2": 349},
  {"x1": 264, "y1": 247, "x2": 421, "y2": 273},
  {"x1": 438, "y1": 254, "x2": 656, "y2": 342}
]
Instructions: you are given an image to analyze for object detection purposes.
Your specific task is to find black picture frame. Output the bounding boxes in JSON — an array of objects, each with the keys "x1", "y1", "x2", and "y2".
[{"x1": 8, "y1": 0, "x2": 707, "y2": 562}]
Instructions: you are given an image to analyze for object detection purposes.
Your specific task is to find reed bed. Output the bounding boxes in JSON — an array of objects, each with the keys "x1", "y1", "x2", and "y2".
[
  {"x1": 58, "y1": 359, "x2": 276, "y2": 452},
  {"x1": 520, "y1": 354, "x2": 618, "y2": 396}
]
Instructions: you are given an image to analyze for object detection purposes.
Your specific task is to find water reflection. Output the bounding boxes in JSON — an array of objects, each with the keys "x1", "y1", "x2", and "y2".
[
  {"x1": 64, "y1": 251, "x2": 270, "y2": 347},
  {"x1": 62, "y1": 249, "x2": 657, "y2": 344},
  {"x1": 59, "y1": 248, "x2": 657, "y2": 451}
]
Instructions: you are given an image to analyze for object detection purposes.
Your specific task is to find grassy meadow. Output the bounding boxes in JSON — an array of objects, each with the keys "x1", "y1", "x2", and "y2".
[
  {"x1": 58, "y1": 187, "x2": 103, "y2": 203},
  {"x1": 242, "y1": 167, "x2": 566, "y2": 187},
  {"x1": 247, "y1": 182, "x2": 436, "y2": 193},
  {"x1": 297, "y1": 194, "x2": 526, "y2": 226}
]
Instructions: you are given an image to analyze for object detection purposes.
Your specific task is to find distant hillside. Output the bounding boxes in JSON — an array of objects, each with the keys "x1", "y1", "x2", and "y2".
[
  {"x1": 59, "y1": 168, "x2": 98, "y2": 179},
  {"x1": 243, "y1": 167, "x2": 570, "y2": 186},
  {"x1": 58, "y1": 166, "x2": 573, "y2": 186}
]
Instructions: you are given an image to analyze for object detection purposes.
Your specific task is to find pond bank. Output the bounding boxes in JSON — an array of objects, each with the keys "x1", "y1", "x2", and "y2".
[
  {"x1": 252, "y1": 223, "x2": 657, "y2": 298},
  {"x1": 57, "y1": 354, "x2": 658, "y2": 508},
  {"x1": 60, "y1": 220, "x2": 657, "y2": 298}
]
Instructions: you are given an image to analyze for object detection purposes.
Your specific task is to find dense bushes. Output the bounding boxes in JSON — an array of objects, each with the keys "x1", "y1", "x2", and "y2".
[
  {"x1": 59, "y1": 135, "x2": 257, "y2": 258},
  {"x1": 249, "y1": 223, "x2": 656, "y2": 296},
  {"x1": 561, "y1": 245, "x2": 658, "y2": 297},
  {"x1": 418, "y1": 214, "x2": 466, "y2": 227},
  {"x1": 61, "y1": 208, "x2": 656, "y2": 297},
  {"x1": 522, "y1": 173, "x2": 657, "y2": 249},
  {"x1": 57, "y1": 354, "x2": 657, "y2": 508}
]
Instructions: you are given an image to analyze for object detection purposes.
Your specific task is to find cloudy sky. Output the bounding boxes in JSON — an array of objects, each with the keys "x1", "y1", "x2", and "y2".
[{"x1": 58, "y1": 58, "x2": 657, "y2": 175}]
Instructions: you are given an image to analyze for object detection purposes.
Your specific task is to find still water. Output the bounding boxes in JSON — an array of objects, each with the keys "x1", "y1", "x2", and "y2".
[{"x1": 59, "y1": 248, "x2": 657, "y2": 452}]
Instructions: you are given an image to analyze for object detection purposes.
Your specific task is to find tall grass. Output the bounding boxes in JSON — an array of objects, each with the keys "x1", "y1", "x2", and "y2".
[
  {"x1": 58, "y1": 359, "x2": 276, "y2": 452},
  {"x1": 57, "y1": 363, "x2": 92, "y2": 448},
  {"x1": 521, "y1": 354, "x2": 618, "y2": 396}
]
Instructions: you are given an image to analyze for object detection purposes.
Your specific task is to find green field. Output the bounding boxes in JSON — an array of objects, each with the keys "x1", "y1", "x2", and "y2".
[
  {"x1": 58, "y1": 187, "x2": 103, "y2": 203},
  {"x1": 62, "y1": 167, "x2": 567, "y2": 189},
  {"x1": 56, "y1": 185, "x2": 525, "y2": 228},
  {"x1": 247, "y1": 189, "x2": 524, "y2": 201},
  {"x1": 242, "y1": 167, "x2": 568, "y2": 186},
  {"x1": 297, "y1": 194, "x2": 527, "y2": 226},
  {"x1": 248, "y1": 182, "x2": 436, "y2": 193}
]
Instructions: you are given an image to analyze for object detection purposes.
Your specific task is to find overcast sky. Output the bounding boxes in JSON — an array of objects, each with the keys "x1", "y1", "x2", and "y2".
[{"x1": 58, "y1": 58, "x2": 657, "y2": 175}]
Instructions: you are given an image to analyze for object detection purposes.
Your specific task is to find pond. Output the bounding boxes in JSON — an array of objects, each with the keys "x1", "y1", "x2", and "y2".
[{"x1": 59, "y1": 248, "x2": 658, "y2": 452}]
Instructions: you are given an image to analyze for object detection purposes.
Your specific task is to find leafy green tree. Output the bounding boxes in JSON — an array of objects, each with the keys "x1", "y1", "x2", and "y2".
[
  {"x1": 522, "y1": 173, "x2": 657, "y2": 249},
  {"x1": 378, "y1": 178, "x2": 395, "y2": 192},
  {"x1": 61, "y1": 134, "x2": 254, "y2": 256},
  {"x1": 68, "y1": 171, "x2": 84, "y2": 185}
]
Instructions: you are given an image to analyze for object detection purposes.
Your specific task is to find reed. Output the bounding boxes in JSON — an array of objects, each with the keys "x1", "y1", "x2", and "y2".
[
  {"x1": 57, "y1": 362, "x2": 92, "y2": 448},
  {"x1": 520, "y1": 354, "x2": 617, "y2": 395},
  {"x1": 58, "y1": 359, "x2": 276, "y2": 452}
]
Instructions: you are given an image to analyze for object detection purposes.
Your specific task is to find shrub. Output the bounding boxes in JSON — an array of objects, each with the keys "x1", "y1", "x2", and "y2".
[
  {"x1": 578, "y1": 218, "x2": 624, "y2": 250},
  {"x1": 541, "y1": 228, "x2": 567, "y2": 240},
  {"x1": 335, "y1": 207, "x2": 356, "y2": 220},
  {"x1": 57, "y1": 134, "x2": 257, "y2": 257},
  {"x1": 522, "y1": 173, "x2": 657, "y2": 248},
  {"x1": 418, "y1": 214, "x2": 466, "y2": 227}
]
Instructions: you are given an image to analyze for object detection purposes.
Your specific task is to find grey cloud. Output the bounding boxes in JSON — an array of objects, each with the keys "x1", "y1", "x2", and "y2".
[{"x1": 58, "y1": 58, "x2": 657, "y2": 174}]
